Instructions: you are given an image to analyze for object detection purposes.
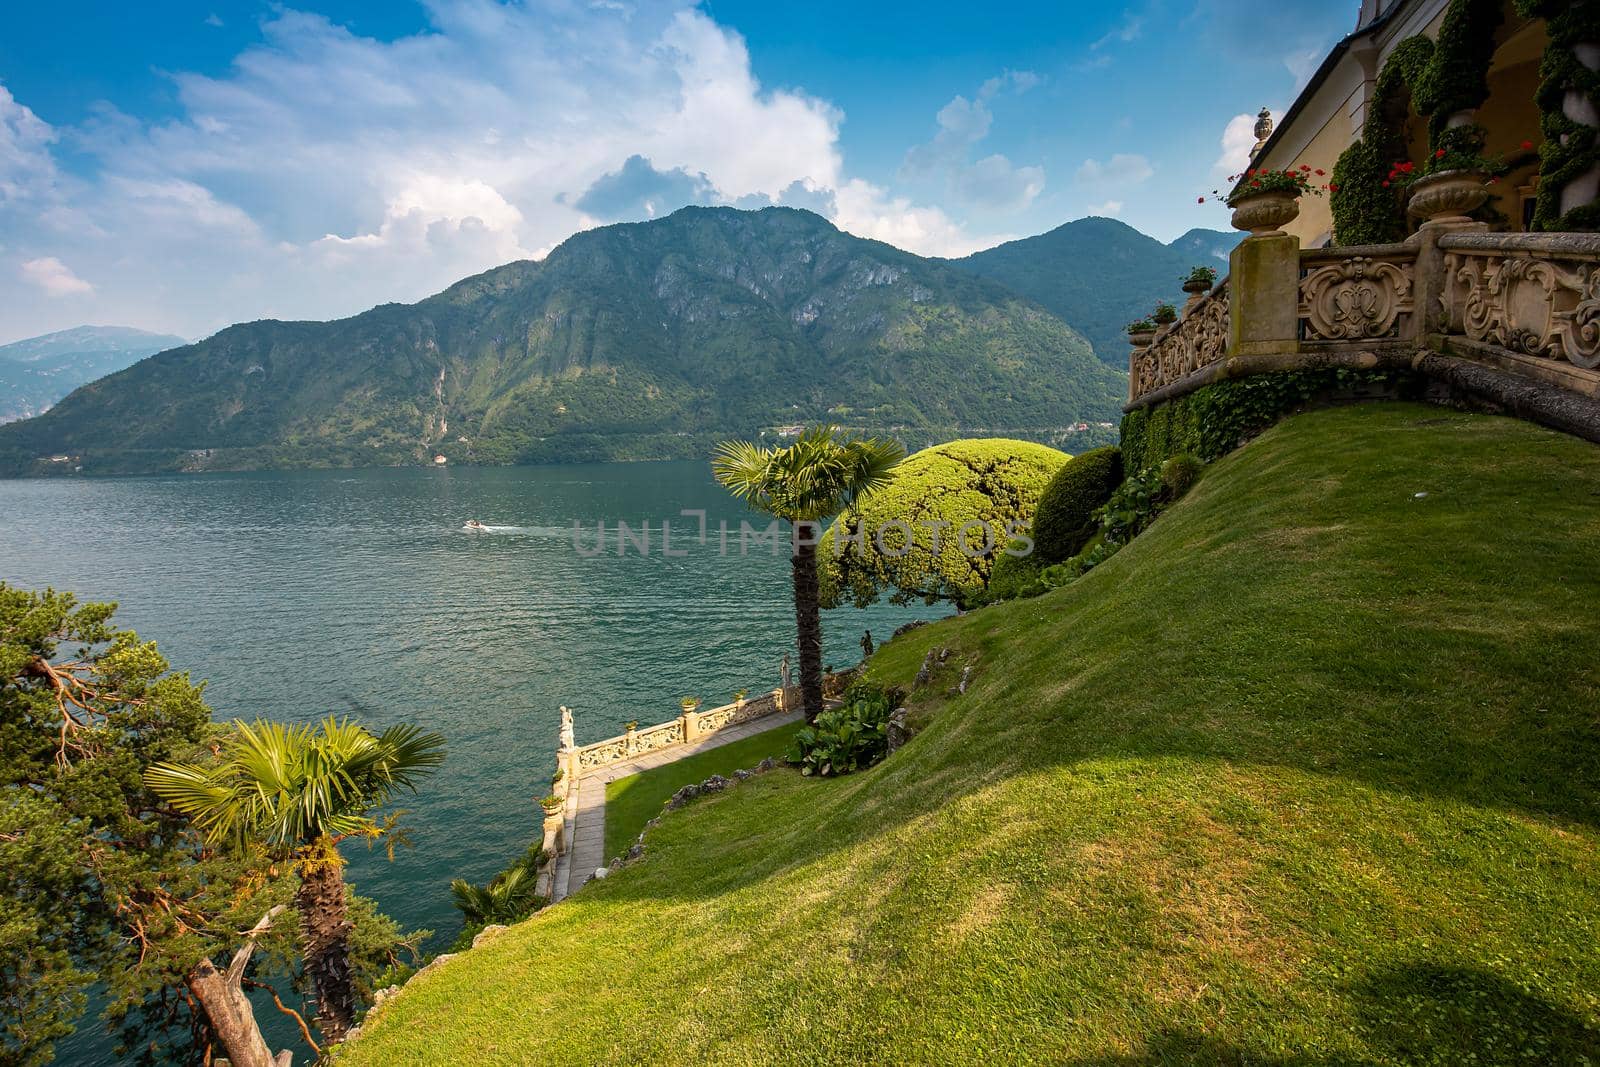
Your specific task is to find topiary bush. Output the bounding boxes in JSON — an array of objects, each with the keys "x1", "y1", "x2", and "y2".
[
  {"x1": 819, "y1": 438, "x2": 1069, "y2": 609},
  {"x1": 1031, "y1": 446, "x2": 1123, "y2": 564},
  {"x1": 986, "y1": 545, "x2": 1047, "y2": 601}
]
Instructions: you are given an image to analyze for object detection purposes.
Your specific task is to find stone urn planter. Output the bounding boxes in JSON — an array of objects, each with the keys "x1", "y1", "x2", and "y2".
[
  {"x1": 1127, "y1": 328, "x2": 1156, "y2": 350},
  {"x1": 1181, "y1": 277, "x2": 1212, "y2": 297},
  {"x1": 1228, "y1": 190, "x2": 1300, "y2": 237},
  {"x1": 1407, "y1": 169, "x2": 1489, "y2": 225}
]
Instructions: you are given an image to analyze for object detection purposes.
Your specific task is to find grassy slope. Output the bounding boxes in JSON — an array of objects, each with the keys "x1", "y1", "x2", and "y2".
[
  {"x1": 341, "y1": 405, "x2": 1600, "y2": 1065},
  {"x1": 604, "y1": 725, "x2": 801, "y2": 860}
]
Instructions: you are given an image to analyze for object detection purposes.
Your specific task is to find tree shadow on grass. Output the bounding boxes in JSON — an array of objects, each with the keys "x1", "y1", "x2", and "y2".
[
  {"x1": 1065, "y1": 963, "x2": 1600, "y2": 1065},
  {"x1": 1347, "y1": 962, "x2": 1600, "y2": 1065}
]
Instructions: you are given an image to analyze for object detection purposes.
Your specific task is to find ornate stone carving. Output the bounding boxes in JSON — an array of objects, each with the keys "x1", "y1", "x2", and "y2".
[
  {"x1": 1443, "y1": 251, "x2": 1600, "y2": 370},
  {"x1": 1298, "y1": 256, "x2": 1414, "y2": 342},
  {"x1": 1128, "y1": 282, "x2": 1230, "y2": 402}
]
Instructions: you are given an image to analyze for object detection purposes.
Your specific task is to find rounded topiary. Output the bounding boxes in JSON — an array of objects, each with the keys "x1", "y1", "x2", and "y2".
[
  {"x1": 986, "y1": 545, "x2": 1045, "y2": 602},
  {"x1": 1160, "y1": 454, "x2": 1203, "y2": 500},
  {"x1": 1031, "y1": 446, "x2": 1123, "y2": 565},
  {"x1": 819, "y1": 438, "x2": 1070, "y2": 609}
]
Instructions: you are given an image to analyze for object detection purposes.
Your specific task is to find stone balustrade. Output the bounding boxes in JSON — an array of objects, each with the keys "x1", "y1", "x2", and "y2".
[
  {"x1": 1438, "y1": 232, "x2": 1600, "y2": 370},
  {"x1": 1125, "y1": 208, "x2": 1600, "y2": 440},
  {"x1": 1129, "y1": 280, "x2": 1230, "y2": 401},
  {"x1": 563, "y1": 688, "x2": 790, "y2": 777}
]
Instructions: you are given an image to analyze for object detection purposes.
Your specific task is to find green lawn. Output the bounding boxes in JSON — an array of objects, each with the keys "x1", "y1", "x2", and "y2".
[
  {"x1": 340, "y1": 404, "x2": 1600, "y2": 1065},
  {"x1": 603, "y1": 724, "x2": 800, "y2": 860}
]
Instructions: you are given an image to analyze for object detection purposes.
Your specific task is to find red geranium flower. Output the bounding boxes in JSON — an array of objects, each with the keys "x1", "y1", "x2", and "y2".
[
  {"x1": 1520, "y1": 140, "x2": 1534, "y2": 151},
  {"x1": 1435, "y1": 149, "x2": 1446, "y2": 159},
  {"x1": 1197, "y1": 196, "x2": 1205, "y2": 203},
  {"x1": 1401, "y1": 162, "x2": 1414, "y2": 173},
  {"x1": 1315, "y1": 169, "x2": 1325, "y2": 176},
  {"x1": 1382, "y1": 180, "x2": 1390, "y2": 187},
  {"x1": 1328, "y1": 183, "x2": 1340, "y2": 192}
]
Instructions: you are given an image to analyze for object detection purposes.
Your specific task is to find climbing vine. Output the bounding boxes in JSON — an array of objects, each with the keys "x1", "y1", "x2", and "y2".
[
  {"x1": 1412, "y1": 0, "x2": 1506, "y2": 136},
  {"x1": 1332, "y1": 35, "x2": 1434, "y2": 245},
  {"x1": 1517, "y1": 0, "x2": 1600, "y2": 231}
]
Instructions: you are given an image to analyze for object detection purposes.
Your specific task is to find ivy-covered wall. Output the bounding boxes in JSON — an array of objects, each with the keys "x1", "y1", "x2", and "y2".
[
  {"x1": 1331, "y1": 35, "x2": 1436, "y2": 246},
  {"x1": 1120, "y1": 369, "x2": 1426, "y2": 472}
]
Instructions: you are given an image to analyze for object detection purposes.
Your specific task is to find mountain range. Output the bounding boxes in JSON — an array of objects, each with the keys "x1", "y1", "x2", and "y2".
[
  {"x1": 0, "y1": 208, "x2": 1128, "y2": 476},
  {"x1": 0, "y1": 211, "x2": 1241, "y2": 477},
  {"x1": 0, "y1": 326, "x2": 188, "y2": 424},
  {"x1": 953, "y1": 218, "x2": 1240, "y2": 367}
]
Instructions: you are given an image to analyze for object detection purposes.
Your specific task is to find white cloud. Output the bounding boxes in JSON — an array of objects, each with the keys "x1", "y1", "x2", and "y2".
[
  {"x1": 1091, "y1": 10, "x2": 1144, "y2": 51},
  {"x1": 1075, "y1": 153, "x2": 1153, "y2": 186},
  {"x1": 0, "y1": 85, "x2": 59, "y2": 206},
  {"x1": 1212, "y1": 111, "x2": 1278, "y2": 178},
  {"x1": 1087, "y1": 200, "x2": 1123, "y2": 217},
  {"x1": 900, "y1": 71, "x2": 1045, "y2": 213},
  {"x1": 21, "y1": 257, "x2": 93, "y2": 296},
  {"x1": 833, "y1": 179, "x2": 1004, "y2": 258},
  {"x1": 0, "y1": 2, "x2": 1006, "y2": 340}
]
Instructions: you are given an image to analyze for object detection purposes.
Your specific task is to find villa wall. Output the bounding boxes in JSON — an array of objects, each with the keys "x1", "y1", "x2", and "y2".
[{"x1": 1252, "y1": 0, "x2": 1548, "y2": 246}]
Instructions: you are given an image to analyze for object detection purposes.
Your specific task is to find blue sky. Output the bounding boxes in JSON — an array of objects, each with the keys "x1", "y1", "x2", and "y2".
[{"x1": 0, "y1": 0, "x2": 1355, "y2": 342}]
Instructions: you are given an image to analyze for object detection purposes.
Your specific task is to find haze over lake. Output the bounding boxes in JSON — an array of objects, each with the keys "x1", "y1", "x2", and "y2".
[{"x1": 0, "y1": 459, "x2": 942, "y2": 1065}]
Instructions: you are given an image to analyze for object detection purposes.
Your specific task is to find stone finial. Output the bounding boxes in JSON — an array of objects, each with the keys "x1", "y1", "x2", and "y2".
[
  {"x1": 1251, "y1": 108, "x2": 1273, "y2": 158},
  {"x1": 559, "y1": 706, "x2": 575, "y2": 751}
]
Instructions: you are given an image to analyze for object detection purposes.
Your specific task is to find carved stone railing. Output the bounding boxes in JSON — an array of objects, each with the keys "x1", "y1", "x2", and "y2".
[
  {"x1": 1298, "y1": 244, "x2": 1418, "y2": 344},
  {"x1": 563, "y1": 688, "x2": 793, "y2": 778},
  {"x1": 1130, "y1": 279, "x2": 1230, "y2": 399},
  {"x1": 1439, "y1": 232, "x2": 1600, "y2": 370}
]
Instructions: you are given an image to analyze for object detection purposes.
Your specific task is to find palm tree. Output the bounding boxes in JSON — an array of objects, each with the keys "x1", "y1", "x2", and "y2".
[
  {"x1": 714, "y1": 425, "x2": 903, "y2": 722},
  {"x1": 450, "y1": 863, "x2": 542, "y2": 927},
  {"x1": 145, "y1": 717, "x2": 446, "y2": 1043}
]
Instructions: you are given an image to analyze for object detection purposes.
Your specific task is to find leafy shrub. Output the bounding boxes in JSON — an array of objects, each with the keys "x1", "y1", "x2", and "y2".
[
  {"x1": 987, "y1": 545, "x2": 1046, "y2": 601},
  {"x1": 786, "y1": 685, "x2": 901, "y2": 777},
  {"x1": 820, "y1": 438, "x2": 1069, "y2": 609},
  {"x1": 1160, "y1": 454, "x2": 1203, "y2": 500},
  {"x1": 1032, "y1": 446, "x2": 1123, "y2": 564},
  {"x1": 449, "y1": 843, "x2": 547, "y2": 949},
  {"x1": 1096, "y1": 467, "x2": 1166, "y2": 546}
]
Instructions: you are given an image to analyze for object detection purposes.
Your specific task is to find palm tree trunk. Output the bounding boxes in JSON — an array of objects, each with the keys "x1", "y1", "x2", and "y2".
[
  {"x1": 296, "y1": 838, "x2": 356, "y2": 1042},
  {"x1": 790, "y1": 521, "x2": 826, "y2": 724}
]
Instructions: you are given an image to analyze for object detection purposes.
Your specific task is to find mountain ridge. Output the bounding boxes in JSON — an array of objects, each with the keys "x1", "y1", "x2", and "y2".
[
  {"x1": 0, "y1": 326, "x2": 188, "y2": 424},
  {"x1": 0, "y1": 207, "x2": 1125, "y2": 476},
  {"x1": 951, "y1": 217, "x2": 1241, "y2": 366}
]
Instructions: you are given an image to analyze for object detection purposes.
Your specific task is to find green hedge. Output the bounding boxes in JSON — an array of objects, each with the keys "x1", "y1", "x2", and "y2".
[
  {"x1": 1121, "y1": 369, "x2": 1424, "y2": 472},
  {"x1": 1031, "y1": 446, "x2": 1123, "y2": 564}
]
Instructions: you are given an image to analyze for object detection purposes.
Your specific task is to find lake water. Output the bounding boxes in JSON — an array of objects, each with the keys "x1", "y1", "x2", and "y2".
[{"x1": 0, "y1": 461, "x2": 944, "y2": 1065}]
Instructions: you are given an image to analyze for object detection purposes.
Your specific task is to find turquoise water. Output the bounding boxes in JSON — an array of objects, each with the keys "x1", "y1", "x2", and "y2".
[{"x1": 0, "y1": 461, "x2": 944, "y2": 1064}]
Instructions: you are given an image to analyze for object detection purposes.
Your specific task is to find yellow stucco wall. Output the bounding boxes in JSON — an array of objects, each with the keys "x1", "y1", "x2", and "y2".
[{"x1": 1257, "y1": 2, "x2": 1548, "y2": 245}]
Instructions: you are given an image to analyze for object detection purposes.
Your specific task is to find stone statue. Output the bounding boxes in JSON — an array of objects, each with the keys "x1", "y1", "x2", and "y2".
[
  {"x1": 780, "y1": 654, "x2": 792, "y2": 690},
  {"x1": 860, "y1": 630, "x2": 874, "y2": 660},
  {"x1": 559, "y1": 705, "x2": 575, "y2": 751}
]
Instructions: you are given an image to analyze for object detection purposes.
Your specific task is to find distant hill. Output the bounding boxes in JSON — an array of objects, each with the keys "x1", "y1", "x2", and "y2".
[
  {"x1": 952, "y1": 218, "x2": 1242, "y2": 367},
  {"x1": 0, "y1": 208, "x2": 1125, "y2": 476},
  {"x1": 0, "y1": 326, "x2": 187, "y2": 424}
]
